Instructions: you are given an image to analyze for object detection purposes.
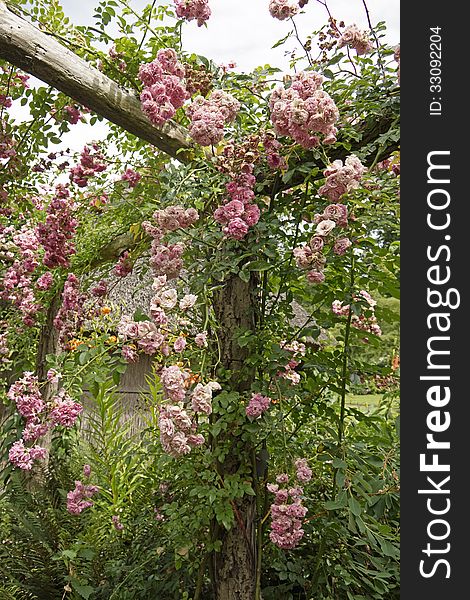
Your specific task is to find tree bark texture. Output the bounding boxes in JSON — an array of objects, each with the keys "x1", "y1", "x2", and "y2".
[
  {"x1": 0, "y1": 1, "x2": 191, "y2": 160},
  {"x1": 35, "y1": 291, "x2": 61, "y2": 383},
  {"x1": 211, "y1": 274, "x2": 259, "y2": 600}
]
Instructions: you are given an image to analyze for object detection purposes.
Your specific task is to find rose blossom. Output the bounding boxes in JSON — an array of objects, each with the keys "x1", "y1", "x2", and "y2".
[
  {"x1": 157, "y1": 288, "x2": 178, "y2": 309},
  {"x1": 195, "y1": 331, "x2": 208, "y2": 348},
  {"x1": 306, "y1": 270, "x2": 325, "y2": 284},
  {"x1": 246, "y1": 393, "x2": 271, "y2": 418},
  {"x1": 179, "y1": 294, "x2": 197, "y2": 310},
  {"x1": 223, "y1": 217, "x2": 249, "y2": 240},
  {"x1": 174, "y1": 0, "x2": 211, "y2": 27},
  {"x1": 315, "y1": 219, "x2": 336, "y2": 236},
  {"x1": 269, "y1": 0, "x2": 299, "y2": 21},
  {"x1": 191, "y1": 381, "x2": 221, "y2": 415},
  {"x1": 333, "y1": 237, "x2": 352, "y2": 255},
  {"x1": 338, "y1": 24, "x2": 374, "y2": 55},
  {"x1": 9, "y1": 440, "x2": 47, "y2": 470},
  {"x1": 173, "y1": 336, "x2": 187, "y2": 352}
]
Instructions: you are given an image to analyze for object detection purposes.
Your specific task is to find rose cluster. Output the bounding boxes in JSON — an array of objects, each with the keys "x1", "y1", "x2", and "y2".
[
  {"x1": 64, "y1": 105, "x2": 82, "y2": 125},
  {"x1": 118, "y1": 314, "x2": 166, "y2": 357},
  {"x1": 36, "y1": 184, "x2": 78, "y2": 269},
  {"x1": 120, "y1": 167, "x2": 142, "y2": 188},
  {"x1": 8, "y1": 441, "x2": 47, "y2": 471},
  {"x1": 262, "y1": 132, "x2": 287, "y2": 170},
  {"x1": 214, "y1": 172, "x2": 260, "y2": 240},
  {"x1": 245, "y1": 393, "x2": 271, "y2": 418},
  {"x1": 337, "y1": 24, "x2": 374, "y2": 56},
  {"x1": 139, "y1": 49, "x2": 189, "y2": 127},
  {"x1": 277, "y1": 340, "x2": 305, "y2": 385},
  {"x1": 269, "y1": 71, "x2": 339, "y2": 148},
  {"x1": 1, "y1": 223, "x2": 41, "y2": 326},
  {"x1": 69, "y1": 144, "x2": 107, "y2": 188},
  {"x1": 187, "y1": 89, "x2": 240, "y2": 146},
  {"x1": 158, "y1": 403, "x2": 203, "y2": 457},
  {"x1": 213, "y1": 137, "x2": 262, "y2": 240},
  {"x1": 7, "y1": 371, "x2": 82, "y2": 470},
  {"x1": 113, "y1": 250, "x2": 134, "y2": 278},
  {"x1": 143, "y1": 205, "x2": 198, "y2": 280},
  {"x1": 318, "y1": 155, "x2": 366, "y2": 202},
  {"x1": 67, "y1": 479, "x2": 99, "y2": 515},
  {"x1": 153, "y1": 205, "x2": 200, "y2": 232},
  {"x1": 332, "y1": 290, "x2": 382, "y2": 336},
  {"x1": 118, "y1": 272, "x2": 199, "y2": 362},
  {"x1": 158, "y1": 365, "x2": 220, "y2": 457},
  {"x1": 174, "y1": 0, "x2": 211, "y2": 27},
  {"x1": 293, "y1": 155, "x2": 366, "y2": 285},
  {"x1": 267, "y1": 458, "x2": 312, "y2": 549},
  {"x1": 293, "y1": 203, "x2": 350, "y2": 283},
  {"x1": 54, "y1": 273, "x2": 86, "y2": 344},
  {"x1": 268, "y1": 0, "x2": 299, "y2": 21}
]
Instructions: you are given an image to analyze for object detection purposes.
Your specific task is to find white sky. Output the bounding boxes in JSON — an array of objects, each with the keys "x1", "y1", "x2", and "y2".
[
  {"x1": 64, "y1": 0, "x2": 399, "y2": 71},
  {"x1": 10, "y1": 0, "x2": 400, "y2": 152}
]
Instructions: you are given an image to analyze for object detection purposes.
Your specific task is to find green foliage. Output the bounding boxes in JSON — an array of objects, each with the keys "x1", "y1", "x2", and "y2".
[{"x1": 1, "y1": 1, "x2": 400, "y2": 598}]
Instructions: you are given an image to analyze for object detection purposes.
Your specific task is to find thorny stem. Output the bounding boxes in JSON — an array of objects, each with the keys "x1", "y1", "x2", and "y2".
[
  {"x1": 290, "y1": 17, "x2": 313, "y2": 67},
  {"x1": 117, "y1": 0, "x2": 166, "y2": 45},
  {"x1": 332, "y1": 254, "x2": 355, "y2": 495},
  {"x1": 260, "y1": 172, "x2": 281, "y2": 325},
  {"x1": 315, "y1": 0, "x2": 359, "y2": 75},
  {"x1": 360, "y1": 0, "x2": 387, "y2": 82},
  {"x1": 369, "y1": 115, "x2": 400, "y2": 170},
  {"x1": 267, "y1": 179, "x2": 310, "y2": 317},
  {"x1": 137, "y1": 0, "x2": 157, "y2": 53}
]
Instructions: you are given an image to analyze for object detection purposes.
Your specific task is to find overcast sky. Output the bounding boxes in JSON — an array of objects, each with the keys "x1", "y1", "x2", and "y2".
[
  {"x1": 64, "y1": 0, "x2": 399, "y2": 71},
  {"x1": 11, "y1": 0, "x2": 400, "y2": 152}
]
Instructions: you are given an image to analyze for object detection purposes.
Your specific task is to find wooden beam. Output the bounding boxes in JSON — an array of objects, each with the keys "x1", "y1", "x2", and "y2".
[{"x1": 0, "y1": 1, "x2": 192, "y2": 160}]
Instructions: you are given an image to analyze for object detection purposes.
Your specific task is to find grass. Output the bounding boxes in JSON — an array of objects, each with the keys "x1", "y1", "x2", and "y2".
[{"x1": 346, "y1": 394, "x2": 383, "y2": 409}]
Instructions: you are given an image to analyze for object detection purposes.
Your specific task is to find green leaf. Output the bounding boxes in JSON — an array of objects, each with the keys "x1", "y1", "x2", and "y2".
[
  {"x1": 71, "y1": 582, "x2": 94, "y2": 600},
  {"x1": 378, "y1": 536, "x2": 399, "y2": 558},
  {"x1": 238, "y1": 269, "x2": 250, "y2": 282},
  {"x1": 324, "y1": 494, "x2": 347, "y2": 510},
  {"x1": 348, "y1": 496, "x2": 362, "y2": 516},
  {"x1": 246, "y1": 260, "x2": 271, "y2": 272},
  {"x1": 133, "y1": 308, "x2": 150, "y2": 322},
  {"x1": 77, "y1": 548, "x2": 96, "y2": 560}
]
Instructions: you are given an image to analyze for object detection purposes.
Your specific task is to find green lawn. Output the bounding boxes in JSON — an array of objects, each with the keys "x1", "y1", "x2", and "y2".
[{"x1": 346, "y1": 394, "x2": 385, "y2": 410}]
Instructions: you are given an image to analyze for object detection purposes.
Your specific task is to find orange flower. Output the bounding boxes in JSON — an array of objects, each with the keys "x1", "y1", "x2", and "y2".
[
  {"x1": 101, "y1": 306, "x2": 111, "y2": 315},
  {"x1": 66, "y1": 338, "x2": 81, "y2": 352}
]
